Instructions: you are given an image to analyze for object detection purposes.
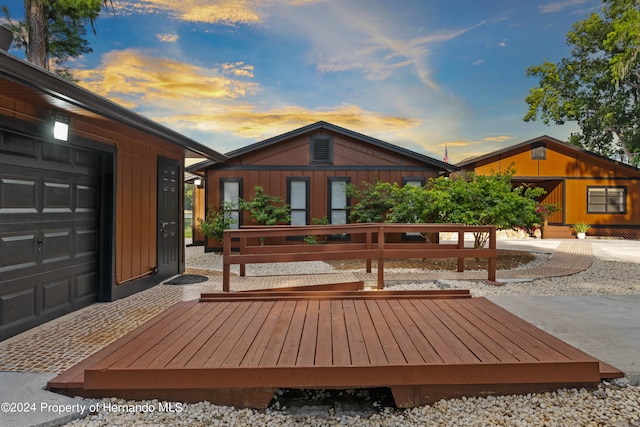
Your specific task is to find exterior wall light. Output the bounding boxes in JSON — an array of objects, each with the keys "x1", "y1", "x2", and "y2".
[
  {"x1": 194, "y1": 179, "x2": 202, "y2": 187},
  {"x1": 53, "y1": 113, "x2": 69, "y2": 141}
]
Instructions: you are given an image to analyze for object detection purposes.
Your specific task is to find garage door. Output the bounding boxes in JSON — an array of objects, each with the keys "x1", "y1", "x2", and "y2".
[{"x1": 0, "y1": 131, "x2": 102, "y2": 340}]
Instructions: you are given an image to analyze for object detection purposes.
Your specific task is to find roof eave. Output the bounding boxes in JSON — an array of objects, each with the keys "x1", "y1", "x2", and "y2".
[
  {"x1": 0, "y1": 50, "x2": 226, "y2": 163},
  {"x1": 223, "y1": 121, "x2": 459, "y2": 172},
  {"x1": 455, "y1": 135, "x2": 640, "y2": 173},
  {"x1": 454, "y1": 135, "x2": 564, "y2": 167}
]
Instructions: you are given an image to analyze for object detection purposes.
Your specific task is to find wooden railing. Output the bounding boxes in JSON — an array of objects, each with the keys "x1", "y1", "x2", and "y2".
[{"x1": 222, "y1": 223, "x2": 497, "y2": 292}]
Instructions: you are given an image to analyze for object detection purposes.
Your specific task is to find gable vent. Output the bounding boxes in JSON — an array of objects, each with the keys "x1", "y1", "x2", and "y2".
[{"x1": 311, "y1": 136, "x2": 332, "y2": 164}]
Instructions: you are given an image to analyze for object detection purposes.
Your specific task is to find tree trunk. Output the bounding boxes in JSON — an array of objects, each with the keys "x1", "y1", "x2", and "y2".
[{"x1": 26, "y1": 0, "x2": 48, "y2": 69}]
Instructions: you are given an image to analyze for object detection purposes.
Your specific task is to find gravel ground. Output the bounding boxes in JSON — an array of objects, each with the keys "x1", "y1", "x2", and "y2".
[
  {"x1": 66, "y1": 382, "x2": 640, "y2": 427},
  {"x1": 386, "y1": 257, "x2": 640, "y2": 297},
  {"x1": 65, "y1": 245, "x2": 640, "y2": 426}
]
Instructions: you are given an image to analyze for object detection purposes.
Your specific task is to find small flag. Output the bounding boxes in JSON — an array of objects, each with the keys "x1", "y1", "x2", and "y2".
[{"x1": 443, "y1": 144, "x2": 449, "y2": 163}]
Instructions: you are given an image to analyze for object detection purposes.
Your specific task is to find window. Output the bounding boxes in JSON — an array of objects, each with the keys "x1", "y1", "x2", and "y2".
[
  {"x1": 531, "y1": 142, "x2": 546, "y2": 160},
  {"x1": 311, "y1": 135, "x2": 333, "y2": 164},
  {"x1": 402, "y1": 177, "x2": 426, "y2": 238},
  {"x1": 402, "y1": 177, "x2": 426, "y2": 187},
  {"x1": 328, "y1": 177, "x2": 350, "y2": 225},
  {"x1": 287, "y1": 177, "x2": 309, "y2": 226},
  {"x1": 220, "y1": 178, "x2": 242, "y2": 229},
  {"x1": 587, "y1": 187, "x2": 626, "y2": 213}
]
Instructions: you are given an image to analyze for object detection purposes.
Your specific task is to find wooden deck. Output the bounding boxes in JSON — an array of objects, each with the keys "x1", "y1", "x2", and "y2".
[{"x1": 48, "y1": 290, "x2": 622, "y2": 408}]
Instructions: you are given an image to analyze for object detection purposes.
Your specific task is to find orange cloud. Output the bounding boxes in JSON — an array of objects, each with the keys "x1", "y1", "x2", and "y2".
[
  {"x1": 162, "y1": 104, "x2": 420, "y2": 140},
  {"x1": 74, "y1": 49, "x2": 259, "y2": 106},
  {"x1": 72, "y1": 49, "x2": 421, "y2": 148},
  {"x1": 482, "y1": 135, "x2": 515, "y2": 143},
  {"x1": 222, "y1": 62, "x2": 255, "y2": 77},
  {"x1": 156, "y1": 33, "x2": 179, "y2": 42},
  {"x1": 442, "y1": 140, "x2": 474, "y2": 148},
  {"x1": 112, "y1": 0, "x2": 324, "y2": 25}
]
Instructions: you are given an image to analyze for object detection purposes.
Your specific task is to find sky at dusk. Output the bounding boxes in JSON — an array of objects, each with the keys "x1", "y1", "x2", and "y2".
[{"x1": 2, "y1": 0, "x2": 599, "y2": 163}]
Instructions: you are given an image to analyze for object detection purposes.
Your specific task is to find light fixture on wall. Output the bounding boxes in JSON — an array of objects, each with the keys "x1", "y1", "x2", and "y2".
[
  {"x1": 194, "y1": 179, "x2": 202, "y2": 187},
  {"x1": 53, "y1": 113, "x2": 69, "y2": 141}
]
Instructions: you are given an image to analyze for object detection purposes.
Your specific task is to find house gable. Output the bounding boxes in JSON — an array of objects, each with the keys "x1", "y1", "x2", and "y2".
[
  {"x1": 193, "y1": 122, "x2": 458, "y2": 250},
  {"x1": 206, "y1": 121, "x2": 457, "y2": 172},
  {"x1": 456, "y1": 136, "x2": 640, "y2": 239},
  {"x1": 228, "y1": 129, "x2": 430, "y2": 169},
  {"x1": 461, "y1": 136, "x2": 640, "y2": 180}
]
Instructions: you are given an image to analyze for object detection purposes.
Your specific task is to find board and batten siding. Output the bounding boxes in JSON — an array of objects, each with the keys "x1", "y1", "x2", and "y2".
[
  {"x1": 75, "y1": 118, "x2": 185, "y2": 285},
  {"x1": 1, "y1": 87, "x2": 185, "y2": 286},
  {"x1": 459, "y1": 136, "x2": 640, "y2": 238},
  {"x1": 207, "y1": 169, "x2": 434, "y2": 222}
]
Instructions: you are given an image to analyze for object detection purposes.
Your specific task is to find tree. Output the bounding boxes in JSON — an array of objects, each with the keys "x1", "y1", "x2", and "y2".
[
  {"x1": 238, "y1": 186, "x2": 290, "y2": 226},
  {"x1": 184, "y1": 184, "x2": 193, "y2": 211},
  {"x1": 425, "y1": 171, "x2": 548, "y2": 247},
  {"x1": 607, "y1": 0, "x2": 640, "y2": 86},
  {"x1": 524, "y1": 0, "x2": 640, "y2": 166},
  {"x1": 347, "y1": 170, "x2": 552, "y2": 248},
  {"x1": 3, "y1": 0, "x2": 108, "y2": 77},
  {"x1": 198, "y1": 202, "x2": 237, "y2": 242},
  {"x1": 345, "y1": 180, "x2": 396, "y2": 223}
]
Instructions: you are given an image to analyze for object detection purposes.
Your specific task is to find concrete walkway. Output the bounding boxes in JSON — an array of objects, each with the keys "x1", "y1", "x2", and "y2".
[
  {"x1": 488, "y1": 295, "x2": 640, "y2": 385},
  {"x1": 0, "y1": 238, "x2": 638, "y2": 427}
]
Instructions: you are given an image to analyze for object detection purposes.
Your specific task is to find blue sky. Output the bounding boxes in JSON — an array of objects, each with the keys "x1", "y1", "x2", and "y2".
[{"x1": 2, "y1": 0, "x2": 599, "y2": 162}]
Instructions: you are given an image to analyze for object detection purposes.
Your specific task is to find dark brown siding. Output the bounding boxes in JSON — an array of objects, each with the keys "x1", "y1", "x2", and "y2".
[
  {"x1": 233, "y1": 131, "x2": 428, "y2": 168},
  {"x1": 204, "y1": 169, "x2": 437, "y2": 249}
]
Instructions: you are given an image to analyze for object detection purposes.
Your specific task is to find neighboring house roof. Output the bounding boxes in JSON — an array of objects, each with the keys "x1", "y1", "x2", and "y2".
[
  {"x1": 189, "y1": 121, "x2": 458, "y2": 173},
  {"x1": 0, "y1": 49, "x2": 226, "y2": 162},
  {"x1": 456, "y1": 135, "x2": 640, "y2": 174}
]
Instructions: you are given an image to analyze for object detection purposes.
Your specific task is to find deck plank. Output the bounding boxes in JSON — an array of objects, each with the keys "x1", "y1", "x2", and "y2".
[
  {"x1": 278, "y1": 300, "x2": 308, "y2": 366},
  {"x1": 385, "y1": 299, "x2": 442, "y2": 364},
  {"x1": 48, "y1": 291, "x2": 618, "y2": 409},
  {"x1": 296, "y1": 299, "x2": 319, "y2": 366},
  {"x1": 185, "y1": 301, "x2": 260, "y2": 368},
  {"x1": 466, "y1": 299, "x2": 573, "y2": 362},
  {"x1": 373, "y1": 299, "x2": 422, "y2": 365},
  {"x1": 203, "y1": 301, "x2": 266, "y2": 368},
  {"x1": 354, "y1": 299, "x2": 388, "y2": 365},
  {"x1": 220, "y1": 301, "x2": 274, "y2": 368},
  {"x1": 155, "y1": 301, "x2": 233, "y2": 368},
  {"x1": 408, "y1": 299, "x2": 481, "y2": 364},
  {"x1": 394, "y1": 299, "x2": 471, "y2": 364},
  {"x1": 128, "y1": 303, "x2": 215, "y2": 368},
  {"x1": 175, "y1": 304, "x2": 250, "y2": 368},
  {"x1": 90, "y1": 302, "x2": 207, "y2": 370},
  {"x1": 47, "y1": 301, "x2": 194, "y2": 389},
  {"x1": 259, "y1": 300, "x2": 297, "y2": 367},
  {"x1": 437, "y1": 299, "x2": 521, "y2": 363},
  {"x1": 315, "y1": 300, "x2": 333, "y2": 366},
  {"x1": 473, "y1": 299, "x2": 598, "y2": 361},
  {"x1": 343, "y1": 299, "x2": 370, "y2": 366},
  {"x1": 443, "y1": 298, "x2": 538, "y2": 362},
  {"x1": 331, "y1": 300, "x2": 351, "y2": 366},
  {"x1": 426, "y1": 299, "x2": 501, "y2": 363},
  {"x1": 241, "y1": 300, "x2": 286, "y2": 367}
]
